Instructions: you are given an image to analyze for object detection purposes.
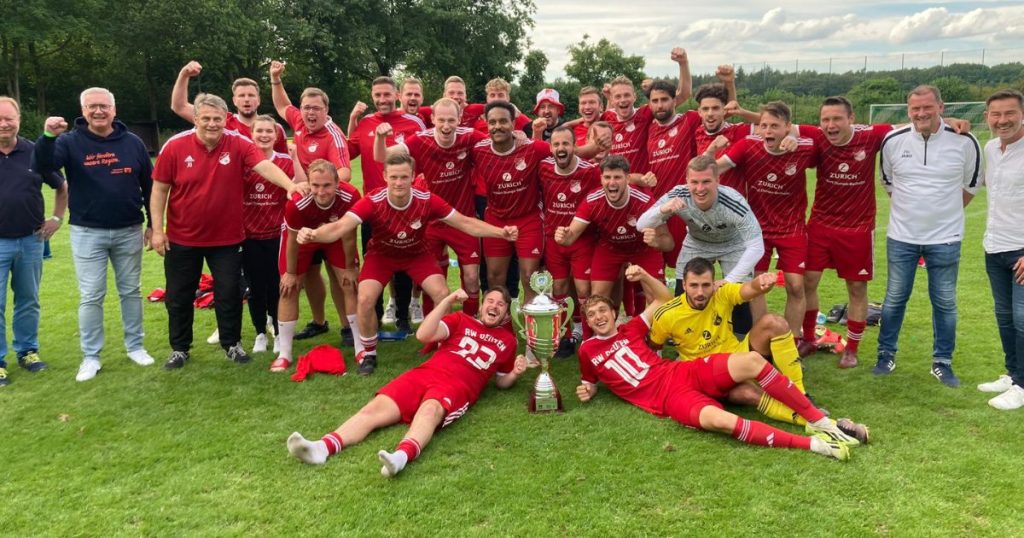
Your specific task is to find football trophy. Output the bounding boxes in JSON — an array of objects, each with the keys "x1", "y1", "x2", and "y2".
[{"x1": 511, "y1": 271, "x2": 573, "y2": 413}]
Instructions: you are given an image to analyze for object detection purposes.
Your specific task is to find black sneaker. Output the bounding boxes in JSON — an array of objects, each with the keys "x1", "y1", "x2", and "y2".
[
  {"x1": 341, "y1": 326, "x2": 355, "y2": 346},
  {"x1": 164, "y1": 351, "x2": 190, "y2": 370},
  {"x1": 395, "y1": 319, "x2": 412, "y2": 333},
  {"x1": 555, "y1": 336, "x2": 576, "y2": 359},
  {"x1": 295, "y1": 321, "x2": 329, "y2": 340},
  {"x1": 357, "y1": 352, "x2": 377, "y2": 376},
  {"x1": 931, "y1": 362, "x2": 960, "y2": 388},
  {"x1": 225, "y1": 343, "x2": 251, "y2": 364},
  {"x1": 17, "y1": 350, "x2": 47, "y2": 372}
]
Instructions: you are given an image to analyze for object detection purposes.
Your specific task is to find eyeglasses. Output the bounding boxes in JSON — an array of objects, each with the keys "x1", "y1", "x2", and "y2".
[
  {"x1": 84, "y1": 103, "x2": 113, "y2": 111},
  {"x1": 300, "y1": 105, "x2": 326, "y2": 113}
]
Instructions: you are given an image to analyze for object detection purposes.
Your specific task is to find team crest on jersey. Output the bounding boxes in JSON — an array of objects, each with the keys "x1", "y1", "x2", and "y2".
[
  {"x1": 219, "y1": 152, "x2": 231, "y2": 166},
  {"x1": 255, "y1": 183, "x2": 265, "y2": 193},
  {"x1": 615, "y1": 133, "x2": 624, "y2": 142},
  {"x1": 767, "y1": 173, "x2": 778, "y2": 182},
  {"x1": 839, "y1": 163, "x2": 850, "y2": 173},
  {"x1": 515, "y1": 158, "x2": 527, "y2": 171},
  {"x1": 854, "y1": 150, "x2": 866, "y2": 161},
  {"x1": 714, "y1": 314, "x2": 722, "y2": 326},
  {"x1": 502, "y1": 172, "x2": 512, "y2": 181},
  {"x1": 570, "y1": 181, "x2": 581, "y2": 193},
  {"x1": 657, "y1": 139, "x2": 667, "y2": 149},
  {"x1": 625, "y1": 122, "x2": 635, "y2": 133},
  {"x1": 184, "y1": 156, "x2": 195, "y2": 168},
  {"x1": 410, "y1": 219, "x2": 422, "y2": 230},
  {"x1": 616, "y1": 226, "x2": 627, "y2": 234},
  {"x1": 457, "y1": 151, "x2": 467, "y2": 160},
  {"x1": 785, "y1": 163, "x2": 797, "y2": 176},
  {"x1": 445, "y1": 161, "x2": 455, "y2": 170},
  {"x1": 308, "y1": 142, "x2": 318, "y2": 153},
  {"x1": 557, "y1": 192, "x2": 567, "y2": 202},
  {"x1": 397, "y1": 231, "x2": 408, "y2": 239},
  {"x1": 395, "y1": 134, "x2": 405, "y2": 144},
  {"x1": 669, "y1": 126, "x2": 678, "y2": 137}
]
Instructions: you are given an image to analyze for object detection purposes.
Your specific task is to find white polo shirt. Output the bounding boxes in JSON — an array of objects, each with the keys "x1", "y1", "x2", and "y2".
[
  {"x1": 983, "y1": 136, "x2": 1024, "y2": 254},
  {"x1": 880, "y1": 121, "x2": 983, "y2": 245}
]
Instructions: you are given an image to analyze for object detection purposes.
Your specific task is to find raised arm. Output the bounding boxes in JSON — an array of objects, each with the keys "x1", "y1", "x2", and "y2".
[
  {"x1": 171, "y1": 61, "x2": 202, "y2": 122},
  {"x1": 33, "y1": 116, "x2": 69, "y2": 174},
  {"x1": 637, "y1": 191, "x2": 685, "y2": 229},
  {"x1": 671, "y1": 47, "x2": 693, "y2": 105},
  {"x1": 416, "y1": 289, "x2": 466, "y2": 343},
  {"x1": 739, "y1": 272, "x2": 776, "y2": 302},
  {"x1": 554, "y1": 218, "x2": 590, "y2": 247},
  {"x1": 373, "y1": 122, "x2": 394, "y2": 163},
  {"x1": 717, "y1": 65, "x2": 737, "y2": 103},
  {"x1": 268, "y1": 61, "x2": 292, "y2": 119},
  {"x1": 624, "y1": 265, "x2": 673, "y2": 319}
]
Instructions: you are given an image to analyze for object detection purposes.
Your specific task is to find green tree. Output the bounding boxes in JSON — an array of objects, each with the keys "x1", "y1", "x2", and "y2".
[
  {"x1": 847, "y1": 77, "x2": 903, "y2": 109},
  {"x1": 564, "y1": 35, "x2": 645, "y2": 89},
  {"x1": 930, "y1": 75, "x2": 970, "y2": 102},
  {"x1": 516, "y1": 49, "x2": 548, "y2": 108}
]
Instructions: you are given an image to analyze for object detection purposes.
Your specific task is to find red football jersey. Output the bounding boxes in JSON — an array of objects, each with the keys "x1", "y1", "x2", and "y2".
[
  {"x1": 473, "y1": 112, "x2": 532, "y2": 134},
  {"x1": 539, "y1": 157, "x2": 601, "y2": 235},
  {"x1": 602, "y1": 105, "x2": 653, "y2": 174},
  {"x1": 800, "y1": 124, "x2": 890, "y2": 232},
  {"x1": 153, "y1": 129, "x2": 266, "y2": 246},
  {"x1": 694, "y1": 122, "x2": 753, "y2": 192},
  {"x1": 243, "y1": 152, "x2": 294, "y2": 239},
  {"x1": 283, "y1": 182, "x2": 360, "y2": 231},
  {"x1": 284, "y1": 105, "x2": 351, "y2": 172},
  {"x1": 573, "y1": 122, "x2": 591, "y2": 146},
  {"x1": 403, "y1": 127, "x2": 487, "y2": 215},
  {"x1": 348, "y1": 187, "x2": 455, "y2": 258},
  {"x1": 723, "y1": 136, "x2": 818, "y2": 239},
  {"x1": 348, "y1": 111, "x2": 427, "y2": 194},
  {"x1": 472, "y1": 139, "x2": 550, "y2": 220},
  {"x1": 574, "y1": 186, "x2": 654, "y2": 254},
  {"x1": 578, "y1": 315, "x2": 676, "y2": 416},
  {"x1": 225, "y1": 113, "x2": 288, "y2": 155},
  {"x1": 459, "y1": 103, "x2": 486, "y2": 129},
  {"x1": 647, "y1": 111, "x2": 701, "y2": 199},
  {"x1": 419, "y1": 312, "x2": 519, "y2": 398}
]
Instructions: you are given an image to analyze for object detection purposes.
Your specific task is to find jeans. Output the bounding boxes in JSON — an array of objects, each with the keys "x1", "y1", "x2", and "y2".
[
  {"x1": 70, "y1": 225, "x2": 145, "y2": 361},
  {"x1": 164, "y1": 243, "x2": 243, "y2": 352},
  {"x1": 878, "y1": 238, "x2": 961, "y2": 365},
  {"x1": 0, "y1": 234, "x2": 44, "y2": 366},
  {"x1": 985, "y1": 248, "x2": 1024, "y2": 386}
]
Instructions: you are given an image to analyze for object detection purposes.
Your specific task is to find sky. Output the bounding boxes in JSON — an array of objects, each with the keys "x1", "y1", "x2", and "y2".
[{"x1": 527, "y1": 1, "x2": 1024, "y2": 79}]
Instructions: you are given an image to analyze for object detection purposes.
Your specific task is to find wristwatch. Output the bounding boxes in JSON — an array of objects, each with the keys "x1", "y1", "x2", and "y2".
[{"x1": 49, "y1": 216, "x2": 62, "y2": 224}]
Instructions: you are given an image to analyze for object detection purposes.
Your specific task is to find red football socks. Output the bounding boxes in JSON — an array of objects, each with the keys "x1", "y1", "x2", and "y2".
[
  {"x1": 845, "y1": 319, "x2": 865, "y2": 353},
  {"x1": 322, "y1": 432, "x2": 345, "y2": 456},
  {"x1": 732, "y1": 418, "x2": 811, "y2": 450},
  {"x1": 396, "y1": 438, "x2": 422, "y2": 462},
  {"x1": 802, "y1": 310, "x2": 818, "y2": 343},
  {"x1": 756, "y1": 363, "x2": 826, "y2": 423}
]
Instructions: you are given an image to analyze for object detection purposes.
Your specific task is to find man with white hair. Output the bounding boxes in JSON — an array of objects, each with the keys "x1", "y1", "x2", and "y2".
[{"x1": 34, "y1": 88, "x2": 157, "y2": 381}]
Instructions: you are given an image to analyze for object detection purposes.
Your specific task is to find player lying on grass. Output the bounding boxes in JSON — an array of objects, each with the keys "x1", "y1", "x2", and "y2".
[
  {"x1": 575, "y1": 265, "x2": 866, "y2": 460},
  {"x1": 287, "y1": 287, "x2": 528, "y2": 477}
]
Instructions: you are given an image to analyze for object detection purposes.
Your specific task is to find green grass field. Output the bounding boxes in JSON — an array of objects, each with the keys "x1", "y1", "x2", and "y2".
[{"x1": 3, "y1": 154, "x2": 1022, "y2": 536}]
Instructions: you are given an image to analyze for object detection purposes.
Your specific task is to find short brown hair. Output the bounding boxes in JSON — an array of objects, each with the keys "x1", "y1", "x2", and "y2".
[
  {"x1": 821, "y1": 96, "x2": 854, "y2": 115},
  {"x1": 485, "y1": 78, "x2": 511, "y2": 94},
  {"x1": 694, "y1": 83, "x2": 728, "y2": 105},
  {"x1": 683, "y1": 257, "x2": 716, "y2": 280},
  {"x1": 384, "y1": 151, "x2": 415, "y2": 171},
  {"x1": 687, "y1": 154, "x2": 718, "y2": 176},
  {"x1": 444, "y1": 76, "x2": 466, "y2": 89},
  {"x1": 584, "y1": 295, "x2": 616, "y2": 315},
  {"x1": 986, "y1": 89, "x2": 1024, "y2": 108},
  {"x1": 483, "y1": 286, "x2": 512, "y2": 307},
  {"x1": 307, "y1": 159, "x2": 338, "y2": 181},
  {"x1": 401, "y1": 77, "x2": 422, "y2": 91},
  {"x1": 609, "y1": 76, "x2": 634, "y2": 89},
  {"x1": 231, "y1": 78, "x2": 259, "y2": 93},
  {"x1": 372, "y1": 76, "x2": 397, "y2": 89},
  {"x1": 252, "y1": 114, "x2": 278, "y2": 129},
  {"x1": 300, "y1": 87, "x2": 329, "y2": 107},
  {"x1": 600, "y1": 154, "x2": 630, "y2": 174},
  {"x1": 760, "y1": 101, "x2": 791, "y2": 124},
  {"x1": 579, "y1": 86, "x2": 602, "y2": 99},
  {"x1": 908, "y1": 84, "x2": 942, "y2": 103}
]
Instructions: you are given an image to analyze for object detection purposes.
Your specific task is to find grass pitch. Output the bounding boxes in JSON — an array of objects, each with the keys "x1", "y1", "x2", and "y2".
[{"x1": 2, "y1": 157, "x2": 1022, "y2": 536}]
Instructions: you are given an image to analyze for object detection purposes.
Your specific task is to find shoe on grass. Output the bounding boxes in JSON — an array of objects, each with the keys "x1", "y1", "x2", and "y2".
[
  {"x1": 409, "y1": 299, "x2": 424, "y2": 324},
  {"x1": 356, "y1": 351, "x2": 377, "y2": 376},
  {"x1": 206, "y1": 329, "x2": 220, "y2": 345},
  {"x1": 341, "y1": 326, "x2": 355, "y2": 347},
  {"x1": 76, "y1": 359, "x2": 102, "y2": 382},
  {"x1": 381, "y1": 298, "x2": 397, "y2": 325},
  {"x1": 797, "y1": 340, "x2": 817, "y2": 358},
  {"x1": 0, "y1": 367, "x2": 8, "y2": 386},
  {"x1": 17, "y1": 350, "x2": 47, "y2": 372},
  {"x1": 989, "y1": 385, "x2": 1024, "y2": 411},
  {"x1": 836, "y1": 418, "x2": 870, "y2": 444},
  {"x1": 872, "y1": 356, "x2": 895, "y2": 376},
  {"x1": 805, "y1": 418, "x2": 860, "y2": 447},
  {"x1": 555, "y1": 336, "x2": 576, "y2": 359},
  {"x1": 395, "y1": 319, "x2": 412, "y2": 333},
  {"x1": 128, "y1": 349, "x2": 155, "y2": 366},
  {"x1": 253, "y1": 333, "x2": 269, "y2": 353},
  {"x1": 809, "y1": 434, "x2": 851, "y2": 461},
  {"x1": 978, "y1": 374, "x2": 1013, "y2": 393},
  {"x1": 270, "y1": 357, "x2": 291, "y2": 373},
  {"x1": 931, "y1": 362, "x2": 960, "y2": 388},
  {"x1": 294, "y1": 321, "x2": 329, "y2": 340},
  {"x1": 226, "y1": 343, "x2": 251, "y2": 364},
  {"x1": 164, "y1": 351, "x2": 189, "y2": 370},
  {"x1": 838, "y1": 349, "x2": 858, "y2": 369}
]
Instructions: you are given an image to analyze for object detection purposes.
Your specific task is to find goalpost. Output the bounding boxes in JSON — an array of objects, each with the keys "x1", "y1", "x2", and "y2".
[{"x1": 869, "y1": 102, "x2": 989, "y2": 134}]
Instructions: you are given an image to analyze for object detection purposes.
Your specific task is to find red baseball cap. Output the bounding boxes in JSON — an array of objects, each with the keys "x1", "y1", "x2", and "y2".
[{"x1": 533, "y1": 88, "x2": 565, "y2": 116}]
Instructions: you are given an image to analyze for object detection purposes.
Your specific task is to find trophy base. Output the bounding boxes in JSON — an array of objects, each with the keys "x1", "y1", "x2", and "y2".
[{"x1": 528, "y1": 391, "x2": 564, "y2": 413}]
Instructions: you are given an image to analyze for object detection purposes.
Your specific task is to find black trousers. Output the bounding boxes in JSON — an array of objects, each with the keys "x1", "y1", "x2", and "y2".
[
  {"x1": 242, "y1": 237, "x2": 280, "y2": 335},
  {"x1": 165, "y1": 242, "x2": 243, "y2": 351},
  {"x1": 361, "y1": 222, "x2": 411, "y2": 323}
]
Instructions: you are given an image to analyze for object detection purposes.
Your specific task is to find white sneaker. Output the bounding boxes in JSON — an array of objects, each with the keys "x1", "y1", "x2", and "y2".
[
  {"x1": 253, "y1": 333, "x2": 269, "y2": 353},
  {"x1": 272, "y1": 335, "x2": 280, "y2": 354},
  {"x1": 989, "y1": 385, "x2": 1024, "y2": 410},
  {"x1": 206, "y1": 328, "x2": 220, "y2": 344},
  {"x1": 381, "y1": 297, "x2": 397, "y2": 325},
  {"x1": 266, "y1": 321, "x2": 277, "y2": 338},
  {"x1": 76, "y1": 359, "x2": 102, "y2": 382},
  {"x1": 127, "y1": 349, "x2": 155, "y2": 366},
  {"x1": 409, "y1": 299, "x2": 424, "y2": 324},
  {"x1": 978, "y1": 374, "x2": 1013, "y2": 393},
  {"x1": 378, "y1": 449, "x2": 408, "y2": 477}
]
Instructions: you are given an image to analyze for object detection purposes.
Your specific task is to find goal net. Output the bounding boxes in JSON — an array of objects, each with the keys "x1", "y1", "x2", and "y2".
[{"x1": 869, "y1": 102, "x2": 988, "y2": 133}]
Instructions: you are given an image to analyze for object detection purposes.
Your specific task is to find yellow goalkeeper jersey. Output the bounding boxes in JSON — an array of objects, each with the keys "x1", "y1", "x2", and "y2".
[{"x1": 649, "y1": 282, "x2": 747, "y2": 361}]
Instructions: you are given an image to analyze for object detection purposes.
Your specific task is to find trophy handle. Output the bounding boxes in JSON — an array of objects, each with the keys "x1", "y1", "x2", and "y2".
[
  {"x1": 561, "y1": 297, "x2": 575, "y2": 335},
  {"x1": 511, "y1": 299, "x2": 524, "y2": 333}
]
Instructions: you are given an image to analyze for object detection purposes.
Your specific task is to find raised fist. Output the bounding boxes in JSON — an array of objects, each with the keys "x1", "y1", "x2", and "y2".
[
  {"x1": 708, "y1": 134, "x2": 730, "y2": 153},
  {"x1": 375, "y1": 121, "x2": 393, "y2": 138},
  {"x1": 641, "y1": 228, "x2": 658, "y2": 247},
  {"x1": 670, "y1": 47, "x2": 688, "y2": 64},
  {"x1": 638, "y1": 171, "x2": 657, "y2": 188},
  {"x1": 451, "y1": 288, "x2": 469, "y2": 303},
  {"x1": 269, "y1": 60, "x2": 286, "y2": 80},
  {"x1": 624, "y1": 264, "x2": 647, "y2": 282},
  {"x1": 180, "y1": 61, "x2": 202, "y2": 78},
  {"x1": 660, "y1": 197, "x2": 685, "y2": 215},
  {"x1": 351, "y1": 101, "x2": 368, "y2": 119},
  {"x1": 44, "y1": 117, "x2": 68, "y2": 136},
  {"x1": 716, "y1": 64, "x2": 735, "y2": 83}
]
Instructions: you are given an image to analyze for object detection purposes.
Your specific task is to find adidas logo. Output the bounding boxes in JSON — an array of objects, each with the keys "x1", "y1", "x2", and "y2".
[
  {"x1": 471, "y1": 252, "x2": 479, "y2": 258},
  {"x1": 858, "y1": 269, "x2": 868, "y2": 275},
  {"x1": 685, "y1": 328, "x2": 693, "y2": 334},
  {"x1": 798, "y1": 262, "x2": 805, "y2": 268},
  {"x1": 766, "y1": 432, "x2": 775, "y2": 447},
  {"x1": 901, "y1": 150, "x2": 913, "y2": 158},
  {"x1": 531, "y1": 248, "x2": 540, "y2": 254}
]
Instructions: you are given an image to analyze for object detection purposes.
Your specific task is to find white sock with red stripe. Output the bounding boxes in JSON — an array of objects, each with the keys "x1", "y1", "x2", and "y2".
[
  {"x1": 359, "y1": 333, "x2": 378, "y2": 358},
  {"x1": 348, "y1": 314, "x2": 363, "y2": 355},
  {"x1": 278, "y1": 320, "x2": 296, "y2": 360},
  {"x1": 379, "y1": 438, "x2": 420, "y2": 477}
]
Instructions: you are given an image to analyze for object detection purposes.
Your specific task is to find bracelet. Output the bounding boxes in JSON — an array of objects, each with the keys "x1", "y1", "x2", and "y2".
[
  {"x1": 49, "y1": 215, "x2": 62, "y2": 224},
  {"x1": 270, "y1": 81, "x2": 282, "y2": 86}
]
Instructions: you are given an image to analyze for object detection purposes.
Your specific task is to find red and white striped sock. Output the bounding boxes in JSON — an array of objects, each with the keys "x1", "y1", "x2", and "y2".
[
  {"x1": 731, "y1": 418, "x2": 811, "y2": 450},
  {"x1": 845, "y1": 319, "x2": 866, "y2": 353},
  {"x1": 321, "y1": 432, "x2": 345, "y2": 456}
]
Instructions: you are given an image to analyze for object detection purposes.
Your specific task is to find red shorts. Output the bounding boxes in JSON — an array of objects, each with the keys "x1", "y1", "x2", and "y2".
[
  {"x1": 589, "y1": 244, "x2": 665, "y2": 282},
  {"x1": 426, "y1": 225, "x2": 481, "y2": 267},
  {"x1": 377, "y1": 366, "x2": 474, "y2": 425},
  {"x1": 755, "y1": 233, "x2": 808, "y2": 274},
  {"x1": 278, "y1": 232, "x2": 348, "y2": 275},
  {"x1": 483, "y1": 213, "x2": 544, "y2": 259},
  {"x1": 806, "y1": 223, "x2": 874, "y2": 281},
  {"x1": 664, "y1": 216, "x2": 687, "y2": 269},
  {"x1": 359, "y1": 250, "x2": 444, "y2": 286},
  {"x1": 662, "y1": 353, "x2": 736, "y2": 429},
  {"x1": 544, "y1": 235, "x2": 595, "y2": 282}
]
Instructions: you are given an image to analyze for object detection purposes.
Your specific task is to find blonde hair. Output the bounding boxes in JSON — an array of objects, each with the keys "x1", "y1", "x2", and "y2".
[
  {"x1": 485, "y1": 78, "x2": 511, "y2": 94},
  {"x1": 0, "y1": 96, "x2": 21, "y2": 116}
]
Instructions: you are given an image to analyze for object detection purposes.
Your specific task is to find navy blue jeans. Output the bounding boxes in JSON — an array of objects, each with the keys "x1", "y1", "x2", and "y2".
[{"x1": 985, "y1": 248, "x2": 1024, "y2": 386}]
